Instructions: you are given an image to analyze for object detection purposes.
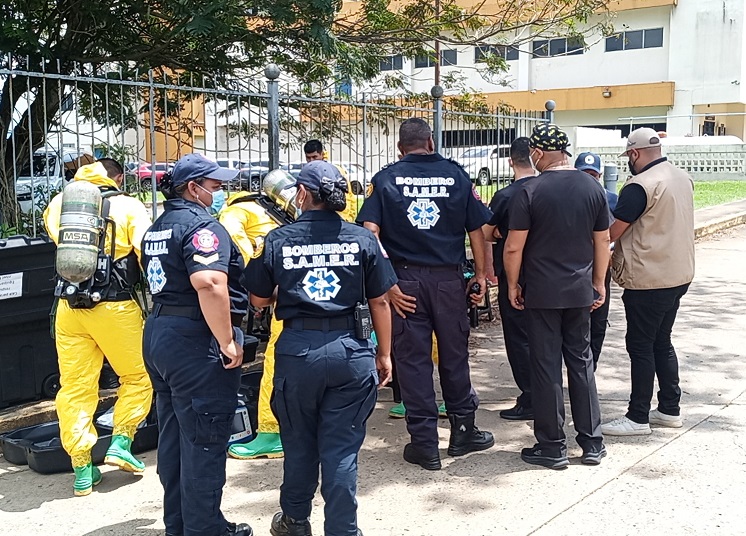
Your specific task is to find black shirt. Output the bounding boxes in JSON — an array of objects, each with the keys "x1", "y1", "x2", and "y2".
[
  {"x1": 356, "y1": 153, "x2": 493, "y2": 266},
  {"x1": 142, "y1": 198, "x2": 247, "y2": 312},
  {"x1": 488, "y1": 176, "x2": 536, "y2": 277},
  {"x1": 509, "y1": 169, "x2": 610, "y2": 309},
  {"x1": 613, "y1": 157, "x2": 669, "y2": 223},
  {"x1": 245, "y1": 210, "x2": 397, "y2": 320}
]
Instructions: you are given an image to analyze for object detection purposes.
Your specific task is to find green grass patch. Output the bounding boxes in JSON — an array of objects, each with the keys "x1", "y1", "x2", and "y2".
[
  {"x1": 476, "y1": 179, "x2": 746, "y2": 210},
  {"x1": 691, "y1": 181, "x2": 746, "y2": 209}
]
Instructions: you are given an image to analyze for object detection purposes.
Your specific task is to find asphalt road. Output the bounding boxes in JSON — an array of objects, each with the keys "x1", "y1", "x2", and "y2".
[{"x1": 1, "y1": 226, "x2": 745, "y2": 536}]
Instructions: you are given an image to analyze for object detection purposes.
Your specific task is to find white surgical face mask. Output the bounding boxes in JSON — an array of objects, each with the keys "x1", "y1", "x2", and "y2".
[{"x1": 294, "y1": 189, "x2": 305, "y2": 217}]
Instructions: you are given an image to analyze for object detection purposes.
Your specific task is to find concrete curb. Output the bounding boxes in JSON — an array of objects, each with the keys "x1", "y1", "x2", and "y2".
[{"x1": 694, "y1": 210, "x2": 746, "y2": 239}]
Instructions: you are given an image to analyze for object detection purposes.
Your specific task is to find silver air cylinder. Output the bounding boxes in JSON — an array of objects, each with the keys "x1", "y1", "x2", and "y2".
[
  {"x1": 55, "y1": 181, "x2": 103, "y2": 283},
  {"x1": 262, "y1": 169, "x2": 298, "y2": 220}
]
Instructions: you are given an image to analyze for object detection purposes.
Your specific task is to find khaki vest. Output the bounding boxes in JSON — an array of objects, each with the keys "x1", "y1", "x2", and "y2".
[{"x1": 611, "y1": 160, "x2": 695, "y2": 289}]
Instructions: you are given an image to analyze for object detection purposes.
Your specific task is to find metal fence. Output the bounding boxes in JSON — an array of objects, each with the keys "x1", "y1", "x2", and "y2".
[{"x1": 0, "y1": 58, "x2": 547, "y2": 237}]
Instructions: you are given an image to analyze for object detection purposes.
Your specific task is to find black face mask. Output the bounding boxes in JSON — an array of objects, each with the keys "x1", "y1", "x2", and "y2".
[{"x1": 628, "y1": 157, "x2": 638, "y2": 176}]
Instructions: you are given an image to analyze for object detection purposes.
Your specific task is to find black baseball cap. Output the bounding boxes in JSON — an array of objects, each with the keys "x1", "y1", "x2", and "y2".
[{"x1": 293, "y1": 161, "x2": 347, "y2": 193}]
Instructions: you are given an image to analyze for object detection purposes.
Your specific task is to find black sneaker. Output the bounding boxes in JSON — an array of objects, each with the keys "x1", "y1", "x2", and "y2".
[
  {"x1": 520, "y1": 446, "x2": 569, "y2": 470},
  {"x1": 403, "y1": 443, "x2": 442, "y2": 471},
  {"x1": 270, "y1": 512, "x2": 312, "y2": 536},
  {"x1": 581, "y1": 445, "x2": 607, "y2": 466},
  {"x1": 499, "y1": 404, "x2": 534, "y2": 421}
]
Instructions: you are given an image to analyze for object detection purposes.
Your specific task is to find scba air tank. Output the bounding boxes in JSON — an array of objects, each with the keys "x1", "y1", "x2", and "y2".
[
  {"x1": 55, "y1": 181, "x2": 103, "y2": 283},
  {"x1": 263, "y1": 169, "x2": 299, "y2": 219}
]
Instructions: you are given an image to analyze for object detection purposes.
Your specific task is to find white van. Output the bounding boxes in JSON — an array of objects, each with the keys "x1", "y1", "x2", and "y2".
[{"x1": 15, "y1": 150, "x2": 94, "y2": 213}]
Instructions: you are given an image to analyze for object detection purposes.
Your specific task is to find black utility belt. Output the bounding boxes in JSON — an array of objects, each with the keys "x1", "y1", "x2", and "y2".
[
  {"x1": 393, "y1": 262, "x2": 461, "y2": 272},
  {"x1": 286, "y1": 316, "x2": 356, "y2": 332},
  {"x1": 152, "y1": 303, "x2": 203, "y2": 320}
]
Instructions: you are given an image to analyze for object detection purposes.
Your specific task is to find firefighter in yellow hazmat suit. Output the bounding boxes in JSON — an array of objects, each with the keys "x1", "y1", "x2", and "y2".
[
  {"x1": 219, "y1": 192, "x2": 285, "y2": 459},
  {"x1": 43, "y1": 159, "x2": 153, "y2": 496}
]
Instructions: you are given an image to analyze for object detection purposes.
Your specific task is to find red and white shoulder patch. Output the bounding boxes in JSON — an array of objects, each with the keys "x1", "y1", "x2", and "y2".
[{"x1": 192, "y1": 229, "x2": 220, "y2": 253}]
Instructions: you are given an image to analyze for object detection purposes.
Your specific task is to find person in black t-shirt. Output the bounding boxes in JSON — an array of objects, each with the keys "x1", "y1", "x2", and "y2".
[
  {"x1": 504, "y1": 123, "x2": 611, "y2": 469},
  {"x1": 483, "y1": 137, "x2": 535, "y2": 421}
]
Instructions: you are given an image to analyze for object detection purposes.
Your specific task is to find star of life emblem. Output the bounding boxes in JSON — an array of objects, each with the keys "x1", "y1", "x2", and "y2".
[
  {"x1": 302, "y1": 268, "x2": 341, "y2": 301},
  {"x1": 147, "y1": 257, "x2": 167, "y2": 294},
  {"x1": 407, "y1": 199, "x2": 441, "y2": 229}
]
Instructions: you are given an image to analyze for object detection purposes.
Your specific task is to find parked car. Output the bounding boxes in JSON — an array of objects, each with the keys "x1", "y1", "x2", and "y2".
[
  {"x1": 15, "y1": 150, "x2": 94, "y2": 213},
  {"x1": 136, "y1": 162, "x2": 171, "y2": 188},
  {"x1": 457, "y1": 145, "x2": 512, "y2": 186},
  {"x1": 216, "y1": 158, "x2": 270, "y2": 192}
]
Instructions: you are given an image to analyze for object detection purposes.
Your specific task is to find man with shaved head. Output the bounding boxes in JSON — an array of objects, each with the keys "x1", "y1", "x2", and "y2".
[{"x1": 357, "y1": 117, "x2": 494, "y2": 471}]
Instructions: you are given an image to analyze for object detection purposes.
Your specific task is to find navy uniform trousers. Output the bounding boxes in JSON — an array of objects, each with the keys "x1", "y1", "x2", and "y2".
[
  {"x1": 272, "y1": 327, "x2": 378, "y2": 536},
  {"x1": 497, "y1": 275, "x2": 532, "y2": 408},
  {"x1": 525, "y1": 307, "x2": 603, "y2": 455},
  {"x1": 143, "y1": 312, "x2": 241, "y2": 536},
  {"x1": 393, "y1": 265, "x2": 479, "y2": 452}
]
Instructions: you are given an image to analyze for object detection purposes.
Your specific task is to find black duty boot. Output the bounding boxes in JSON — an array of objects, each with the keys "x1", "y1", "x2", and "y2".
[
  {"x1": 447, "y1": 413, "x2": 495, "y2": 456},
  {"x1": 224, "y1": 521, "x2": 254, "y2": 536},
  {"x1": 270, "y1": 512, "x2": 312, "y2": 536},
  {"x1": 403, "y1": 443, "x2": 442, "y2": 470}
]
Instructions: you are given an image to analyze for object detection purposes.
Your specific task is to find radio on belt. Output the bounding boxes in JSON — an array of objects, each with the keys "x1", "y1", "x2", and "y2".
[{"x1": 354, "y1": 302, "x2": 372, "y2": 340}]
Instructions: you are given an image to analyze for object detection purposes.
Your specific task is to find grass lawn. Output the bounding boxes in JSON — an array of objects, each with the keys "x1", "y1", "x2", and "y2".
[
  {"x1": 691, "y1": 181, "x2": 746, "y2": 209},
  {"x1": 475, "y1": 180, "x2": 746, "y2": 210}
]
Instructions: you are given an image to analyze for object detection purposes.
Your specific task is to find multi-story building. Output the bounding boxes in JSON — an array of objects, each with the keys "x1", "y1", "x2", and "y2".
[{"x1": 354, "y1": 0, "x2": 746, "y2": 140}]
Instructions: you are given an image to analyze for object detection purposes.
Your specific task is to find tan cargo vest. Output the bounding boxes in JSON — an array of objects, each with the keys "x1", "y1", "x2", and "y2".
[{"x1": 611, "y1": 160, "x2": 695, "y2": 290}]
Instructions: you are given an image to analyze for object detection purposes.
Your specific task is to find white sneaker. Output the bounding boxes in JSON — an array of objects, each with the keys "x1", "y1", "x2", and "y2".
[
  {"x1": 601, "y1": 416, "x2": 652, "y2": 436},
  {"x1": 649, "y1": 409, "x2": 683, "y2": 428}
]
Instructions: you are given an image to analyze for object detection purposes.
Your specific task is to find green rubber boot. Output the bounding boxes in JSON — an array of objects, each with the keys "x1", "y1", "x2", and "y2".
[
  {"x1": 73, "y1": 463, "x2": 102, "y2": 497},
  {"x1": 228, "y1": 432, "x2": 284, "y2": 460},
  {"x1": 438, "y1": 402, "x2": 447, "y2": 418},
  {"x1": 388, "y1": 402, "x2": 406, "y2": 419},
  {"x1": 105, "y1": 435, "x2": 145, "y2": 473}
]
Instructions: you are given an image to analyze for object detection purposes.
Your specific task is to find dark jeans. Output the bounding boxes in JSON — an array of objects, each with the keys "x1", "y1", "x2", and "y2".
[
  {"x1": 589, "y1": 269, "x2": 613, "y2": 369},
  {"x1": 525, "y1": 307, "x2": 602, "y2": 455},
  {"x1": 393, "y1": 265, "x2": 479, "y2": 452},
  {"x1": 622, "y1": 283, "x2": 690, "y2": 424},
  {"x1": 497, "y1": 275, "x2": 531, "y2": 408}
]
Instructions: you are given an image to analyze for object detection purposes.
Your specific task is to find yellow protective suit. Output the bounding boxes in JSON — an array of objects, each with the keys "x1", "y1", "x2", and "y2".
[
  {"x1": 43, "y1": 162, "x2": 153, "y2": 468},
  {"x1": 334, "y1": 163, "x2": 359, "y2": 224},
  {"x1": 220, "y1": 193, "x2": 281, "y2": 434}
]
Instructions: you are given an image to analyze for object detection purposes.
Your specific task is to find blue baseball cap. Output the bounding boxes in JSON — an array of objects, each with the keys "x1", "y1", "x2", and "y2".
[
  {"x1": 293, "y1": 161, "x2": 347, "y2": 193},
  {"x1": 171, "y1": 154, "x2": 237, "y2": 186},
  {"x1": 574, "y1": 152, "x2": 602, "y2": 174}
]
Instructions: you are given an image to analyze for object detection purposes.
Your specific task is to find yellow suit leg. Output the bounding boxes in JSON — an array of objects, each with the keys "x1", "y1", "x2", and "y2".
[
  {"x1": 432, "y1": 334, "x2": 439, "y2": 365},
  {"x1": 258, "y1": 315, "x2": 282, "y2": 434},
  {"x1": 84, "y1": 301, "x2": 152, "y2": 439},
  {"x1": 54, "y1": 301, "x2": 105, "y2": 467}
]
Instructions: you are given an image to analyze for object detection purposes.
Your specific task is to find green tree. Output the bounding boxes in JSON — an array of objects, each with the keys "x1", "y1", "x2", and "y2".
[{"x1": 0, "y1": 0, "x2": 611, "y2": 230}]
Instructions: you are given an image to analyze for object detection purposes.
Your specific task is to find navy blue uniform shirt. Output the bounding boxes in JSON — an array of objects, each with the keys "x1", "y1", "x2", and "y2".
[
  {"x1": 141, "y1": 198, "x2": 247, "y2": 312},
  {"x1": 245, "y1": 209, "x2": 397, "y2": 320},
  {"x1": 488, "y1": 176, "x2": 536, "y2": 277},
  {"x1": 356, "y1": 153, "x2": 493, "y2": 266}
]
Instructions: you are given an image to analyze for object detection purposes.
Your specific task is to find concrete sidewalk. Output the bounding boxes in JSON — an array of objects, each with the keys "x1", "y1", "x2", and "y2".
[{"x1": 2, "y1": 219, "x2": 746, "y2": 535}]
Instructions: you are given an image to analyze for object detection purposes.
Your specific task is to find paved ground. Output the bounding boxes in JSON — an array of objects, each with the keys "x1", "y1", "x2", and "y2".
[{"x1": 2, "y1": 225, "x2": 746, "y2": 535}]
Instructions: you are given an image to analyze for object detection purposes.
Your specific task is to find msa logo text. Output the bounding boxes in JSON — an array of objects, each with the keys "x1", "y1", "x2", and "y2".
[{"x1": 62, "y1": 231, "x2": 92, "y2": 241}]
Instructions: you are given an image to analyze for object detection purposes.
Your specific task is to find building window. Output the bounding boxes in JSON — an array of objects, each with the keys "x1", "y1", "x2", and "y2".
[
  {"x1": 475, "y1": 45, "x2": 519, "y2": 63},
  {"x1": 533, "y1": 38, "x2": 584, "y2": 58},
  {"x1": 379, "y1": 55, "x2": 403, "y2": 71},
  {"x1": 605, "y1": 28, "x2": 664, "y2": 52},
  {"x1": 414, "y1": 54, "x2": 436, "y2": 68},
  {"x1": 441, "y1": 49, "x2": 458, "y2": 66},
  {"x1": 644, "y1": 28, "x2": 664, "y2": 48}
]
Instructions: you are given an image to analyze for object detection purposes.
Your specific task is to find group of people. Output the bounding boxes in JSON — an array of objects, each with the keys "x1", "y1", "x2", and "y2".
[{"x1": 40, "y1": 119, "x2": 694, "y2": 536}]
